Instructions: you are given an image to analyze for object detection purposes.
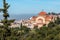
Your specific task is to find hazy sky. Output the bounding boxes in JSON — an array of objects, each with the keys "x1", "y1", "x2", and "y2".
[{"x1": 0, "y1": 0, "x2": 60, "y2": 15}]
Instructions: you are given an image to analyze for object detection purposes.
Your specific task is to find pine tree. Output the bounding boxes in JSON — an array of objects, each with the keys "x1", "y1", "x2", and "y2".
[
  {"x1": 0, "y1": 0, "x2": 11, "y2": 40},
  {"x1": 0, "y1": 0, "x2": 10, "y2": 27}
]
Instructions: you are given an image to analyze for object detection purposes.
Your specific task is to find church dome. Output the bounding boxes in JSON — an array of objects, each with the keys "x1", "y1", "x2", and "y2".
[{"x1": 38, "y1": 11, "x2": 47, "y2": 15}]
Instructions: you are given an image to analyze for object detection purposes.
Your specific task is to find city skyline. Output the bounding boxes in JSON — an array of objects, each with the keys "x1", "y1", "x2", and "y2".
[{"x1": 0, "y1": 0, "x2": 60, "y2": 15}]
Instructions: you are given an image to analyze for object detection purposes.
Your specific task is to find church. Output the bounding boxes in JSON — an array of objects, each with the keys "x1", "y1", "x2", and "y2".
[{"x1": 29, "y1": 11, "x2": 54, "y2": 28}]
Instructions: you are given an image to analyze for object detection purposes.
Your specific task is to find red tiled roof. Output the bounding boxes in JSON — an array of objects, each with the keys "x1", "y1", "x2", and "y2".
[
  {"x1": 45, "y1": 15, "x2": 52, "y2": 21},
  {"x1": 38, "y1": 11, "x2": 47, "y2": 15},
  {"x1": 31, "y1": 16, "x2": 37, "y2": 21}
]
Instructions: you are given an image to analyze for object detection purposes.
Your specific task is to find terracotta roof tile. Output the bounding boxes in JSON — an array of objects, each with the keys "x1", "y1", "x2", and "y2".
[{"x1": 38, "y1": 11, "x2": 47, "y2": 15}]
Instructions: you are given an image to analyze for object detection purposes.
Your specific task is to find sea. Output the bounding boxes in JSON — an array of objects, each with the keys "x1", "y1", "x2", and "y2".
[{"x1": 0, "y1": 14, "x2": 37, "y2": 21}]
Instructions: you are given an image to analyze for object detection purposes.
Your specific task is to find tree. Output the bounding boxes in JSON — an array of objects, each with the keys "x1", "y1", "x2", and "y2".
[
  {"x1": 55, "y1": 16, "x2": 60, "y2": 24},
  {"x1": 48, "y1": 22, "x2": 56, "y2": 28},
  {"x1": 0, "y1": 0, "x2": 10, "y2": 27},
  {"x1": 0, "y1": 0, "x2": 14, "y2": 40}
]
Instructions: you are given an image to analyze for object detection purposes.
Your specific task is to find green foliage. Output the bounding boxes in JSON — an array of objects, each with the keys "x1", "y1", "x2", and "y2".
[
  {"x1": 55, "y1": 16, "x2": 60, "y2": 25},
  {"x1": 0, "y1": 20, "x2": 60, "y2": 40},
  {"x1": 0, "y1": 0, "x2": 15, "y2": 40},
  {"x1": 0, "y1": 0, "x2": 60, "y2": 40},
  {"x1": 48, "y1": 22, "x2": 56, "y2": 28}
]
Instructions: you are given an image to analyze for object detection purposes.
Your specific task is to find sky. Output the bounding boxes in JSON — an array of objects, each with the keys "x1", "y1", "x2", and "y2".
[{"x1": 0, "y1": 0, "x2": 60, "y2": 15}]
